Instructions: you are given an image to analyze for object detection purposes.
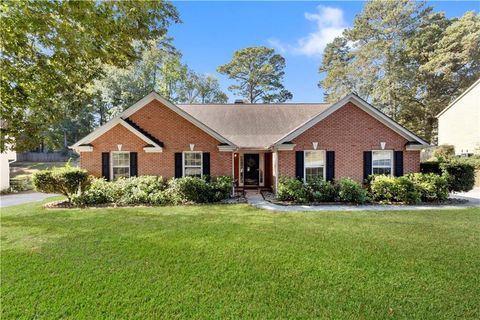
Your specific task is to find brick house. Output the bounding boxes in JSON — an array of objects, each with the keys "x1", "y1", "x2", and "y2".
[{"x1": 72, "y1": 92, "x2": 429, "y2": 190}]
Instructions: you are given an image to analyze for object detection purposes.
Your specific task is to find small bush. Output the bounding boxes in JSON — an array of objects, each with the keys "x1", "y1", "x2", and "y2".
[
  {"x1": 338, "y1": 178, "x2": 369, "y2": 204},
  {"x1": 277, "y1": 177, "x2": 309, "y2": 203},
  {"x1": 370, "y1": 175, "x2": 420, "y2": 204},
  {"x1": 441, "y1": 161, "x2": 475, "y2": 192},
  {"x1": 406, "y1": 173, "x2": 449, "y2": 202},
  {"x1": 33, "y1": 165, "x2": 90, "y2": 202},
  {"x1": 209, "y1": 176, "x2": 233, "y2": 202},
  {"x1": 420, "y1": 161, "x2": 442, "y2": 174},
  {"x1": 167, "y1": 177, "x2": 211, "y2": 203},
  {"x1": 307, "y1": 178, "x2": 338, "y2": 202}
]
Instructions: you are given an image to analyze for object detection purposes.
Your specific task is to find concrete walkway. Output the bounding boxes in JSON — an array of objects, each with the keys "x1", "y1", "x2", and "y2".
[
  {"x1": 245, "y1": 191, "x2": 480, "y2": 212},
  {"x1": 0, "y1": 191, "x2": 57, "y2": 208}
]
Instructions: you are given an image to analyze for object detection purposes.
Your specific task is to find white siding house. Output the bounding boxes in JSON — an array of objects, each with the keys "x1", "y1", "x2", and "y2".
[
  {"x1": 437, "y1": 79, "x2": 480, "y2": 155},
  {"x1": 0, "y1": 147, "x2": 16, "y2": 190}
]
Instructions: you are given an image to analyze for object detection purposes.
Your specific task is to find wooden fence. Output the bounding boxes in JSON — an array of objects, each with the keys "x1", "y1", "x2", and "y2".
[{"x1": 16, "y1": 152, "x2": 75, "y2": 162}]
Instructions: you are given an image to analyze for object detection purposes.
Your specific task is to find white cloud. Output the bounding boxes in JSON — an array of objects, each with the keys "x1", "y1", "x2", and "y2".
[{"x1": 269, "y1": 6, "x2": 347, "y2": 57}]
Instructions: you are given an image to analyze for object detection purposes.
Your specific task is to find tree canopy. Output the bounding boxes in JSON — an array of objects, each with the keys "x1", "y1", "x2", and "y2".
[
  {"x1": 1, "y1": 0, "x2": 179, "y2": 151},
  {"x1": 319, "y1": 0, "x2": 480, "y2": 142},
  {"x1": 217, "y1": 46, "x2": 292, "y2": 103}
]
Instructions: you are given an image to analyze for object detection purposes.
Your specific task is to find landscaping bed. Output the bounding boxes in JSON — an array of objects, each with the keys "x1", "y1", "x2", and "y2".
[{"x1": 261, "y1": 190, "x2": 469, "y2": 206}]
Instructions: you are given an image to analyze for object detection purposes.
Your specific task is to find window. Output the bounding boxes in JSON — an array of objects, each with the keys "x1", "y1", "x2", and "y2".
[
  {"x1": 112, "y1": 152, "x2": 130, "y2": 179},
  {"x1": 372, "y1": 150, "x2": 393, "y2": 175},
  {"x1": 304, "y1": 150, "x2": 325, "y2": 183},
  {"x1": 183, "y1": 152, "x2": 202, "y2": 177}
]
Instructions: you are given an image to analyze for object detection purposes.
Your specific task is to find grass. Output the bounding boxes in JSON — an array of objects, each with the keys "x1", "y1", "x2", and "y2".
[
  {"x1": 10, "y1": 161, "x2": 69, "y2": 179},
  {"x1": 1, "y1": 201, "x2": 479, "y2": 319}
]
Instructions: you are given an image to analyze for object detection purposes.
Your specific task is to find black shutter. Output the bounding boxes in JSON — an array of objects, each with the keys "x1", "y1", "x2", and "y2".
[
  {"x1": 101, "y1": 152, "x2": 110, "y2": 181},
  {"x1": 174, "y1": 152, "x2": 183, "y2": 178},
  {"x1": 202, "y1": 152, "x2": 210, "y2": 176},
  {"x1": 295, "y1": 151, "x2": 304, "y2": 181},
  {"x1": 394, "y1": 151, "x2": 404, "y2": 177},
  {"x1": 363, "y1": 151, "x2": 372, "y2": 181},
  {"x1": 326, "y1": 151, "x2": 335, "y2": 182},
  {"x1": 130, "y1": 152, "x2": 138, "y2": 177}
]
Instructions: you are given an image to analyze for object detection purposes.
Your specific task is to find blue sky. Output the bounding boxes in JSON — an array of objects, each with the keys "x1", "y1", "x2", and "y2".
[{"x1": 170, "y1": 1, "x2": 479, "y2": 103}]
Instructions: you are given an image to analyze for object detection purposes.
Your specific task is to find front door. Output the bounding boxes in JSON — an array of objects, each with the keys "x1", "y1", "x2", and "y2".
[{"x1": 244, "y1": 153, "x2": 259, "y2": 186}]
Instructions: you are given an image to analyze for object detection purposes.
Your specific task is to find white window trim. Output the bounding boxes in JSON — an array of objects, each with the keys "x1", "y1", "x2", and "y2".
[
  {"x1": 304, "y1": 150, "x2": 326, "y2": 183},
  {"x1": 111, "y1": 151, "x2": 130, "y2": 180},
  {"x1": 182, "y1": 151, "x2": 203, "y2": 177},
  {"x1": 371, "y1": 150, "x2": 394, "y2": 176}
]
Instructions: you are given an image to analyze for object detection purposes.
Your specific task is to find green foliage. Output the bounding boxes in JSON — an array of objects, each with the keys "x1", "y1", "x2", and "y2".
[
  {"x1": 90, "y1": 38, "x2": 227, "y2": 125},
  {"x1": 73, "y1": 176, "x2": 232, "y2": 206},
  {"x1": 73, "y1": 176, "x2": 169, "y2": 206},
  {"x1": 167, "y1": 177, "x2": 212, "y2": 204},
  {"x1": 276, "y1": 177, "x2": 309, "y2": 203},
  {"x1": 338, "y1": 178, "x2": 369, "y2": 204},
  {"x1": 33, "y1": 165, "x2": 90, "y2": 202},
  {"x1": 441, "y1": 161, "x2": 476, "y2": 192},
  {"x1": 1, "y1": 1, "x2": 179, "y2": 151},
  {"x1": 319, "y1": 0, "x2": 480, "y2": 142},
  {"x1": 370, "y1": 175, "x2": 420, "y2": 204},
  {"x1": 217, "y1": 46, "x2": 292, "y2": 103},
  {"x1": 307, "y1": 178, "x2": 339, "y2": 202},
  {"x1": 420, "y1": 161, "x2": 442, "y2": 174},
  {"x1": 406, "y1": 173, "x2": 449, "y2": 202},
  {"x1": 209, "y1": 176, "x2": 234, "y2": 202}
]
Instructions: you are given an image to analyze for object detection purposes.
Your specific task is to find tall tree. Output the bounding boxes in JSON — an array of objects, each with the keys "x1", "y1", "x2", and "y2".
[
  {"x1": 217, "y1": 46, "x2": 292, "y2": 103},
  {"x1": 0, "y1": 0, "x2": 179, "y2": 151},
  {"x1": 319, "y1": 0, "x2": 480, "y2": 142},
  {"x1": 90, "y1": 37, "x2": 187, "y2": 124},
  {"x1": 180, "y1": 72, "x2": 228, "y2": 104}
]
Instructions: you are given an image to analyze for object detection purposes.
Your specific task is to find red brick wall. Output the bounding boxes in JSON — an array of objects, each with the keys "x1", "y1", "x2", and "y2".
[
  {"x1": 278, "y1": 102, "x2": 420, "y2": 182},
  {"x1": 80, "y1": 100, "x2": 232, "y2": 178}
]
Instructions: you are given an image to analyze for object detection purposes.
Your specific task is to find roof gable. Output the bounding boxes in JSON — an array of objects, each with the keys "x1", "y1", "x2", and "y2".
[
  {"x1": 274, "y1": 94, "x2": 429, "y2": 146},
  {"x1": 71, "y1": 118, "x2": 163, "y2": 150},
  {"x1": 120, "y1": 92, "x2": 235, "y2": 146},
  {"x1": 436, "y1": 78, "x2": 480, "y2": 118}
]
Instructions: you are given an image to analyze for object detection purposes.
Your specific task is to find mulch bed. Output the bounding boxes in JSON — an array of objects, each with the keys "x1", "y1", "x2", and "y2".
[
  {"x1": 44, "y1": 195, "x2": 247, "y2": 209},
  {"x1": 260, "y1": 191, "x2": 469, "y2": 207}
]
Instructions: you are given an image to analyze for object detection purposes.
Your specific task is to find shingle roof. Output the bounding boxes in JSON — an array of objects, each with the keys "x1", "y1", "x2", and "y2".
[{"x1": 177, "y1": 103, "x2": 331, "y2": 148}]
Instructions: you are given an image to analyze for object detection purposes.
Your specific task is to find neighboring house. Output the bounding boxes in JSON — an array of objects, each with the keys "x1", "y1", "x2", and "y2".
[
  {"x1": 437, "y1": 79, "x2": 480, "y2": 156},
  {"x1": 0, "y1": 145, "x2": 16, "y2": 191},
  {"x1": 71, "y1": 92, "x2": 429, "y2": 190}
]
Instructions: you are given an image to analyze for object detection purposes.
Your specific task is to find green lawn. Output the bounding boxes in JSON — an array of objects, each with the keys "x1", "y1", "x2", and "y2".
[{"x1": 1, "y1": 201, "x2": 479, "y2": 319}]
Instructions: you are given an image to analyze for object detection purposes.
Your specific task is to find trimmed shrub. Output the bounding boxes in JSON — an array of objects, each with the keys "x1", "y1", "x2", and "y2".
[
  {"x1": 420, "y1": 161, "x2": 442, "y2": 174},
  {"x1": 441, "y1": 161, "x2": 475, "y2": 192},
  {"x1": 209, "y1": 176, "x2": 233, "y2": 202},
  {"x1": 276, "y1": 177, "x2": 309, "y2": 203},
  {"x1": 167, "y1": 177, "x2": 211, "y2": 203},
  {"x1": 73, "y1": 176, "x2": 168, "y2": 206},
  {"x1": 406, "y1": 173, "x2": 449, "y2": 202},
  {"x1": 33, "y1": 165, "x2": 90, "y2": 202},
  {"x1": 307, "y1": 178, "x2": 338, "y2": 202},
  {"x1": 370, "y1": 175, "x2": 420, "y2": 204},
  {"x1": 338, "y1": 178, "x2": 369, "y2": 204}
]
